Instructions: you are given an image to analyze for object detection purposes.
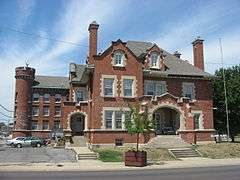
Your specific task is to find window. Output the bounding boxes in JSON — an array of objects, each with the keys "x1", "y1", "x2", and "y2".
[
  {"x1": 31, "y1": 121, "x2": 38, "y2": 130},
  {"x1": 43, "y1": 94, "x2": 50, "y2": 102},
  {"x1": 32, "y1": 93, "x2": 39, "y2": 102},
  {"x1": 105, "y1": 110, "x2": 113, "y2": 129},
  {"x1": 113, "y1": 51, "x2": 124, "y2": 66},
  {"x1": 43, "y1": 106, "x2": 49, "y2": 116},
  {"x1": 55, "y1": 106, "x2": 61, "y2": 116},
  {"x1": 123, "y1": 79, "x2": 133, "y2": 97},
  {"x1": 194, "y1": 113, "x2": 200, "y2": 129},
  {"x1": 115, "y1": 139, "x2": 123, "y2": 146},
  {"x1": 42, "y1": 121, "x2": 49, "y2": 130},
  {"x1": 182, "y1": 82, "x2": 195, "y2": 99},
  {"x1": 53, "y1": 121, "x2": 60, "y2": 130},
  {"x1": 75, "y1": 90, "x2": 84, "y2": 102},
  {"x1": 32, "y1": 107, "x2": 39, "y2": 116},
  {"x1": 145, "y1": 81, "x2": 166, "y2": 96},
  {"x1": 150, "y1": 52, "x2": 159, "y2": 68},
  {"x1": 55, "y1": 94, "x2": 61, "y2": 103},
  {"x1": 115, "y1": 111, "x2": 122, "y2": 129},
  {"x1": 104, "y1": 78, "x2": 114, "y2": 97}
]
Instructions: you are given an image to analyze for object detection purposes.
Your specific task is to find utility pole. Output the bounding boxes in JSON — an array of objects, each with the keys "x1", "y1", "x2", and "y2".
[{"x1": 219, "y1": 38, "x2": 230, "y2": 142}]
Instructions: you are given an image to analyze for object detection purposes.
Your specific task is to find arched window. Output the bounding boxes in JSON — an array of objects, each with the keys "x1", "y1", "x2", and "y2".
[
  {"x1": 43, "y1": 94, "x2": 50, "y2": 102},
  {"x1": 55, "y1": 94, "x2": 61, "y2": 103},
  {"x1": 113, "y1": 51, "x2": 125, "y2": 66},
  {"x1": 150, "y1": 52, "x2": 159, "y2": 68}
]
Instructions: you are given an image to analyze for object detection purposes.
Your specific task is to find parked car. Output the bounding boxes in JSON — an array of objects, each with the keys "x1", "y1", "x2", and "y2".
[
  {"x1": 6, "y1": 137, "x2": 25, "y2": 147},
  {"x1": 13, "y1": 136, "x2": 43, "y2": 148}
]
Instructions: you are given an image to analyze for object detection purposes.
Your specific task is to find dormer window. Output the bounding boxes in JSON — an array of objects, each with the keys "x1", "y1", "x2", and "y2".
[
  {"x1": 113, "y1": 50, "x2": 125, "y2": 66},
  {"x1": 150, "y1": 52, "x2": 159, "y2": 68}
]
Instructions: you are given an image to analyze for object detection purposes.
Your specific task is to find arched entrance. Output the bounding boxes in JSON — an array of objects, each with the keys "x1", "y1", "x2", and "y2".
[
  {"x1": 153, "y1": 107, "x2": 180, "y2": 135},
  {"x1": 70, "y1": 113, "x2": 85, "y2": 136}
]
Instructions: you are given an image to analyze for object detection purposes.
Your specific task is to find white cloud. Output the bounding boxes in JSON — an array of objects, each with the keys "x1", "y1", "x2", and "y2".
[{"x1": 0, "y1": 0, "x2": 122, "y2": 118}]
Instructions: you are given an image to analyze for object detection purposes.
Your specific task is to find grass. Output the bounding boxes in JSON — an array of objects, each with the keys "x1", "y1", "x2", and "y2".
[
  {"x1": 94, "y1": 148, "x2": 176, "y2": 162},
  {"x1": 196, "y1": 143, "x2": 240, "y2": 159}
]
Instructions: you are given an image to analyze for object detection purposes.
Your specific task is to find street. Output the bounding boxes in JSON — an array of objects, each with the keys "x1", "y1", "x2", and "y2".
[{"x1": 1, "y1": 165, "x2": 240, "y2": 180}]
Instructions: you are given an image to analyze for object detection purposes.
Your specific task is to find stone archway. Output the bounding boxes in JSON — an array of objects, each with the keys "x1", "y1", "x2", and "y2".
[
  {"x1": 70, "y1": 113, "x2": 85, "y2": 136},
  {"x1": 153, "y1": 107, "x2": 180, "y2": 135},
  {"x1": 150, "y1": 103, "x2": 186, "y2": 133}
]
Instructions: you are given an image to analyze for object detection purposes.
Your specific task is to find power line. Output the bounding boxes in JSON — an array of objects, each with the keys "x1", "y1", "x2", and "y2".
[
  {"x1": 0, "y1": 26, "x2": 88, "y2": 48},
  {"x1": 0, "y1": 111, "x2": 14, "y2": 119},
  {"x1": 0, "y1": 104, "x2": 14, "y2": 113}
]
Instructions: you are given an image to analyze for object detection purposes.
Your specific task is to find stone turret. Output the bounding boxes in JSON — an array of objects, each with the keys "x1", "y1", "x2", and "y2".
[{"x1": 14, "y1": 66, "x2": 35, "y2": 137}]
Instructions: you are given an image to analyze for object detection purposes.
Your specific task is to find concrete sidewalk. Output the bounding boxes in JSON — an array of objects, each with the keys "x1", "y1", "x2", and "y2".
[{"x1": 1, "y1": 158, "x2": 240, "y2": 172}]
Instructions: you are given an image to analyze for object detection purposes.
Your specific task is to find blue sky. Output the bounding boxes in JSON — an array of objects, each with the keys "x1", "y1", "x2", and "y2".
[{"x1": 0, "y1": 0, "x2": 240, "y2": 121}]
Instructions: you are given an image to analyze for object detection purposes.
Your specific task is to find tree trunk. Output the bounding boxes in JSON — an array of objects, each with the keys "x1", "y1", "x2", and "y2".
[{"x1": 136, "y1": 132, "x2": 139, "y2": 152}]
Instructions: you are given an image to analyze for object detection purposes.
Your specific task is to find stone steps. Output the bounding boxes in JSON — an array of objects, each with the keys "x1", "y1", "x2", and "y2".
[
  {"x1": 71, "y1": 136, "x2": 87, "y2": 147},
  {"x1": 78, "y1": 153, "x2": 98, "y2": 160},
  {"x1": 169, "y1": 148, "x2": 201, "y2": 158}
]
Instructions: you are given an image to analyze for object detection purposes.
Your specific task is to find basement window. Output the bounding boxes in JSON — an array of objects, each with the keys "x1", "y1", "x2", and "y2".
[{"x1": 115, "y1": 139, "x2": 123, "y2": 147}]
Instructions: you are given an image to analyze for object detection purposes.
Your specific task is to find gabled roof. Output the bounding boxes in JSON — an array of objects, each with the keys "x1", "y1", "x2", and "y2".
[
  {"x1": 126, "y1": 41, "x2": 213, "y2": 78},
  {"x1": 33, "y1": 75, "x2": 69, "y2": 89}
]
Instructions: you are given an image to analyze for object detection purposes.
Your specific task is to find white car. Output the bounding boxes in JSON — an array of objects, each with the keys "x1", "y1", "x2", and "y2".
[{"x1": 6, "y1": 137, "x2": 25, "y2": 147}]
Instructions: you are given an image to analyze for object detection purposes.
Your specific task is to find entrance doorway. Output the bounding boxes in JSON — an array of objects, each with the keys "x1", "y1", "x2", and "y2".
[
  {"x1": 70, "y1": 113, "x2": 85, "y2": 136},
  {"x1": 153, "y1": 107, "x2": 180, "y2": 135}
]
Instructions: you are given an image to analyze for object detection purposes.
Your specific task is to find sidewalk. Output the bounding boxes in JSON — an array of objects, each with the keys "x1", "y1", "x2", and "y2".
[{"x1": 0, "y1": 158, "x2": 240, "y2": 172}]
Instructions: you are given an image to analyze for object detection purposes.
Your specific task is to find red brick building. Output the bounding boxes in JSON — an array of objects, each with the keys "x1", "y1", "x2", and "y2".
[{"x1": 13, "y1": 22, "x2": 215, "y2": 146}]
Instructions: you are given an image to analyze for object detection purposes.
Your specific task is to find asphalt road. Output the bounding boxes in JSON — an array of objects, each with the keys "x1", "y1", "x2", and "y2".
[
  {"x1": 1, "y1": 165, "x2": 240, "y2": 180},
  {"x1": 0, "y1": 145, "x2": 76, "y2": 163}
]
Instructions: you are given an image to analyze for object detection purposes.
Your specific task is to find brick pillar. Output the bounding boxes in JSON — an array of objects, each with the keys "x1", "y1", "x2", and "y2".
[
  {"x1": 14, "y1": 66, "x2": 35, "y2": 136},
  {"x1": 192, "y1": 38, "x2": 204, "y2": 70},
  {"x1": 88, "y1": 21, "x2": 99, "y2": 64}
]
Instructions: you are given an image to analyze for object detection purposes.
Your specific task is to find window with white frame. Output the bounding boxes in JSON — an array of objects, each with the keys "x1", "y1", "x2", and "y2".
[
  {"x1": 123, "y1": 79, "x2": 133, "y2": 97},
  {"x1": 31, "y1": 121, "x2": 38, "y2": 130},
  {"x1": 43, "y1": 94, "x2": 50, "y2": 102},
  {"x1": 55, "y1": 106, "x2": 61, "y2": 116},
  {"x1": 75, "y1": 90, "x2": 84, "y2": 102},
  {"x1": 54, "y1": 121, "x2": 60, "y2": 130},
  {"x1": 150, "y1": 52, "x2": 159, "y2": 68},
  {"x1": 32, "y1": 107, "x2": 39, "y2": 116},
  {"x1": 113, "y1": 51, "x2": 124, "y2": 66},
  {"x1": 32, "y1": 93, "x2": 39, "y2": 102},
  {"x1": 103, "y1": 78, "x2": 114, "y2": 97},
  {"x1": 43, "y1": 106, "x2": 49, "y2": 116},
  {"x1": 42, "y1": 121, "x2": 49, "y2": 130},
  {"x1": 105, "y1": 110, "x2": 113, "y2": 129},
  {"x1": 55, "y1": 94, "x2": 61, "y2": 103},
  {"x1": 193, "y1": 113, "x2": 201, "y2": 129},
  {"x1": 144, "y1": 81, "x2": 166, "y2": 96},
  {"x1": 182, "y1": 82, "x2": 195, "y2": 99},
  {"x1": 115, "y1": 111, "x2": 122, "y2": 129}
]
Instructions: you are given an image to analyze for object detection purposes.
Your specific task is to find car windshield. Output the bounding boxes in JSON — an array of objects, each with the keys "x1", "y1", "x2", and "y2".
[{"x1": 16, "y1": 137, "x2": 25, "y2": 140}]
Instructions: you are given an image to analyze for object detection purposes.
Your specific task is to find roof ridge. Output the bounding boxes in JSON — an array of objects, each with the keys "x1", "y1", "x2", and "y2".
[{"x1": 35, "y1": 75, "x2": 68, "y2": 78}]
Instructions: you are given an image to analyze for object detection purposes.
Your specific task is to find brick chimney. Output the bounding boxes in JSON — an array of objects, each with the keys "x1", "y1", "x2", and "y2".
[
  {"x1": 88, "y1": 21, "x2": 99, "y2": 64},
  {"x1": 173, "y1": 51, "x2": 181, "y2": 58},
  {"x1": 192, "y1": 37, "x2": 204, "y2": 70}
]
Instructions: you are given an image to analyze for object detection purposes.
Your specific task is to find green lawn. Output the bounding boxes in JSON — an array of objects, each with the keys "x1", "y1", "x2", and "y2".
[{"x1": 94, "y1": 148, "x2": 176, "y2": 162}]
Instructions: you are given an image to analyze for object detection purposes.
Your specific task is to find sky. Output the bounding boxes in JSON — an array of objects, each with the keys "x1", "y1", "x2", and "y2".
[{"x1": 0, "y1": 0, "x2": 239, "y2": 122}]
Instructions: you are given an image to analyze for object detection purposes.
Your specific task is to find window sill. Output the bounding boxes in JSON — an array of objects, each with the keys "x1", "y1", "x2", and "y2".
[
  {"x1": 113, "y1": 65, "x2": 125, "y2": 68},
  {"x1": 123, "y1": 96, "x2": 134, "y2": 99},
  {"x1": 54, "y1": 115, "x2": 61, "y2": 117},
  {"x1": 55, "y1": 101, "x2": 61, "y2": 104},
  {"x1": 150, "y1": 66, "x2": 160, "y2": 70}
]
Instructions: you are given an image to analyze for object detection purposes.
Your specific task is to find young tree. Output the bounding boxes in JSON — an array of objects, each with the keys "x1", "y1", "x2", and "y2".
[
  {"x1": 124, "y1": 105, "x2": 154, "y2": 151},
  {"x1": 213, "y1": 65, "x2": 240, "y2": 141}
]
